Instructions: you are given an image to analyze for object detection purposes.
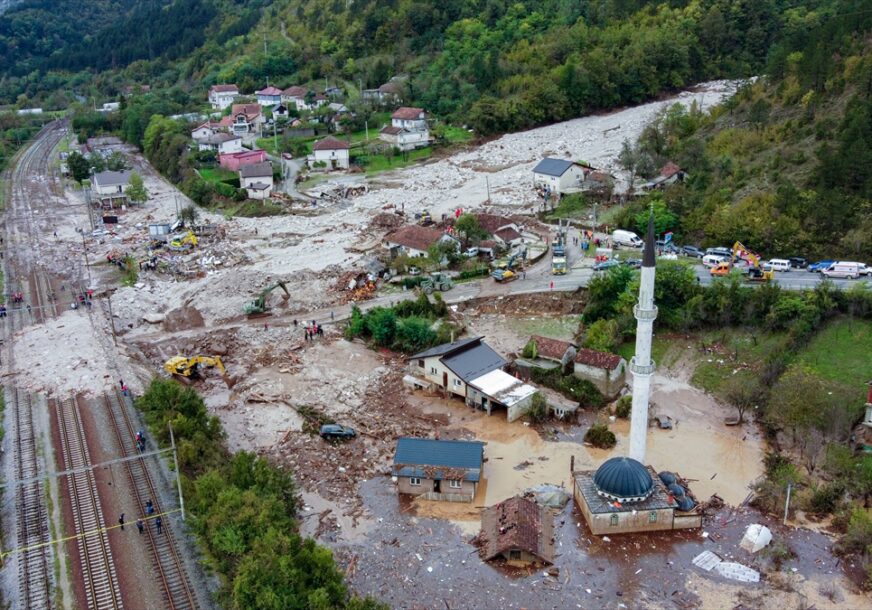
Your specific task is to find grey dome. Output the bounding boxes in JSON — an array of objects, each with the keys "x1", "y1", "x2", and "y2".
[{"x1": 594, "y1": 457, "x2": 654, "y2": 503}]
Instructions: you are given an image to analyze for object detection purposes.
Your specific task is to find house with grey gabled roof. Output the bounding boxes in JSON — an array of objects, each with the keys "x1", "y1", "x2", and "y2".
[
  {"x1": 92, "y1": 169, "x2": 132, "y2": 208},
  {"x1": 392, "y1": 437, "x2": 484, "y2": 501},
  {"x1": 532, "y1": 157, "x2": 596, "y2": 195}
]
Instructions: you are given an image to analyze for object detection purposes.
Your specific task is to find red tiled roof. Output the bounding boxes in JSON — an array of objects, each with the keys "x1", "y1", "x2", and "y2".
[
  {"x1": 474, "y1": 213, "x2": 514, "y2": 234},
  {"x1": 380, "y1": 125, "x2": 405, "y2": 135},
  {"x1": 529, "y1": 335, "x2": 575, "y2": 361},
  {"x1": 210, "y1": 84, "x2": 238, "y2": 93},
  {"x1": 479, "y1": 496, "x2": 554, "y2": 564},
  {"x1": 392, "y1": 107, "x2": 426, "y2": 120},
  {"x1": 378, "y1": 81, "x2": 402, "y2": 94},
  {"x1": 660, "y1": 161, "x2": 682, "y2": 178},
  {"x1": 282, "y1": 86, "x2": 308, "y2": 98},
  {"x1": 480, "y1": 240, "x2": 497, "y2": 249},
  {"x1": 495, "y1": 227, "x2": 522, "y2": 243},
  {"x1": 256, "y1": 86, "x2": 283, "y2": 96},
  {"x1": 574, "y1": 348, "x2": 623, "y2": 370},
  {"x1": 386, "y1": 225, "x2": 448, "y2": 252},
  {"x1": 231, "y1": 103, "x2": 262, "y2": 120},
  {"x1": 312, "y1": 136, "x2": 350, "y2": 151}
]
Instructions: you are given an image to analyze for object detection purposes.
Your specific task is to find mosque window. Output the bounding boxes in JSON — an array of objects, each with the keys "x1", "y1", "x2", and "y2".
[
  {"x1": 649, "y1": 511, "x2": 657, "y2": 523},
  {"x1": 610, "y1": 514, "x2": 619, "y2": 526}
]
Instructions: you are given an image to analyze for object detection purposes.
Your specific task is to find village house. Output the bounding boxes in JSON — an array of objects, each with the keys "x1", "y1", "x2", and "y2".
[
  {"x1": 219, "y1": 149, "x2": 267, "y2": 171},
  {"x1": 572, "y1": 348, "x2": 626, "y2": 398},
  {"x1": 532, "y1": 158, "x2": 595, "y2": 195},
  {"x1": 392, "y1": 437, "x2": 484, "y2": 502},
  {"x1": 326, "y1": 103, "x2": 351, "y2": 131},
  {"x1": 478, "y1": 496, "x2": 554, "y2": 567},
  {"x1": 383, "y1": 225, "x2": 460, "y2": 258},
  {"x1": 281, "y1": 86, "x2": 308, "y2": 110},
  {"x1": 522, "y1": 335, "x2": 577, "y2": 371},
  {"x1": 579, "y1": 170, "x2": 615, "y2": 197},
  {"x1": 197, "y1": 133, "x2": 243, "y2": 155},
  {"x1": 494, "y1": 226, "x2": 524, "y2": 248},
  {"x1": 221, "y1": 103, "x2": 264, "y2": 136},
  {"x1": 238, "y1": 161, "x2": 274, "y2": 200},
  {"x1": 308, "y1": 136, "x2": 350, "y2": 170},
  {"x1": 362, "y1": 80, "x2": 404, "y2": 105},
  {"x1": 208, "y1": 84, "x2": 239, "y2": 110},
  {"x1": 640, "y1": 162, "x2": 688, "y2": 192},
  {"x1": 191, "y1": 122, "x2": 223, "y2": 142},
  {"x1": 408, "y1": 337, "x2": 537, "y2": 421},
  {"x1": 379, "y1": 107, "x2": 429, "y2": 151},
  {"x1": 91, "y1": 169, "x2": 131, "y2": 208},
  {"x1": 474, "y1": 213, "x2": 521, "y2": 236},
  {"x1": 271, "y1": 103, "x2": 289, "y2": 119},
  {"x1": 572, "y1": 457, "x2": 702, "y2": 535},
  {"x1": 255, "y1": 85, "x2": 283, "y2": 107}
]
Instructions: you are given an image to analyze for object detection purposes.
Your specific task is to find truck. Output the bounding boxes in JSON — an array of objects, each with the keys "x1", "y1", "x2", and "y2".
[
  {"x1": 552, "y1": 219, "x2": 569, "y2": 275},
  {"x1": 491, "y1": 269, "x2": 517, "y2": 282},
  {"x1": 612, "y1": 229, "x2": 643, "y2": 248}
]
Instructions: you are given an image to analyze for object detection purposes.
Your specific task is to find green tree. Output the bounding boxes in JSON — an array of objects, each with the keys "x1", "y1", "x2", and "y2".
[
  {"x1": 126, "y1": 171, "x2": 148, "y2": 204},
  {"x1": 582, "y1": 318, "x2": 620, "y2": 352},
  {"x1": 67, "y1": 151, "x2": 91, "y2": 183},
  {"x1": 454, "y1": 213, "x2": 488, "y2": 243},
  {"x1": 179, "y1": 205, "x2": 200, "y2": 225},
  {"x1": 363, "y1": 307, "x2": 397, "y2": 346},
  {"x1": 634, "y1": 197, "x2": 677, "y2": 236}
]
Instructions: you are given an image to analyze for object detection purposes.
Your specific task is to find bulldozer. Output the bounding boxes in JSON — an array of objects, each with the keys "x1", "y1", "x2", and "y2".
[
  {"x1": 164, "y1": 355, "x2": 233, "y2": 387},
  {"x1": 746, "y1": 267, "x2": 774, "y2": 282},
  {"x1": 244, "y1": 280, "x2": 291, "y2": 315},
  {"x1": 420, "y1": 271, "x2": 454, "y2": 294},
  {"x1": 168, "y1": 230, "x2": 198, "y2": 251}
]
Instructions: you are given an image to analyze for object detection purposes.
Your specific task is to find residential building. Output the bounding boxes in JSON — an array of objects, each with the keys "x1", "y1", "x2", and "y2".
[
  {"x1": 91, "y1": 170, "x2": 132, "y2": 208},
  {"x1": 281, "y1": 86, "x2": 308, "y2": 110},
  {"x1": 222, "y1": 103, "x2": 264, "y2": 136},
  {"x1": 219, "y1": 149, "x2": 267, "y2": 171},
  {"x1": 308, "y1": 136, "x2": 350, "y2": 170},
  {"x1": 99, "y1": 102, "x2": 120, "y2": 113},
  {"x1": 379, "y1": 107, "x2": 429, "y2": 151},
  {"x1": 384, "y1": 225, "x2": 460, "y2": 258},
  {"x1": 474, "y1": 213, "x2": 521, "y2": 236},
  {"x1": 524, "y1": 335, "x2": 577, "y2": 369},
  {"x1": 572, "y1": 348, "x2": 626, "y2": 398},
  {"x1": 362, "y1": 79, "x2": 404, "y2": 105},
  {"x1": 197, "y1": 133, "x2": 243, "y2": 154},
  {"x1": 271, "y1": 103, "x2": 289, "y2": 119},
  {"x1": 208, "y1": 84, "x2": 239, "y2": 110},
  {"x1": 238, "y1": 162, "x2": 274, "y2": 200},
  {"x1": 191, "y1": 122, "x2": 221, "y2": 142},
  {"x1": 572, "y1": 458, "x2": 702, "y2": 535},
  {"x1": 532, "y1": 158, "x2": 595, "y2": 195},
  {"x1": 478, "y1": 496, "x2": 554, "y2": 567},
  {"x1": 392, "y1": 437, "x2": 484, "y2": 502},
  {"x1": 640, "y1": 162, "x2": 688, "y2": 192},
  {"x1": 494, "y1": 226, "x2": 523, "y2": 248},
  {"x1": 255, "y1": 85, "x2": 283, "y2": 107}
]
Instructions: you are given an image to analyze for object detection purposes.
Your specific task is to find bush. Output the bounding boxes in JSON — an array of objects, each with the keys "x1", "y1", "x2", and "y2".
[
  {"x1": 394, "y1": 317, "x2": 436, "y2": 352},
  {"x1": 805, "y1": 482, "x2": 845, "y2": 515},
  {"x1": 582, "y1": 318, "x2": 621, "y2": 352},
  {"x1": 584, "y1": 424, "x2": 616, "y2": 449},
  {"x1": 531, "y1": 367, "x2": 605, "y2": 408},
  {"x1": 528, "y1": 392, "x2": 548, "y2": 423},
  {"x1": 837, "y1": 508, "x2": 872, "y2": 556},
  {"x1": 615, "y1": 395, "x2": 632, "y2": 418},
  {"x1": 363, "y1": 307, "x2": 397, "y2": 346},
  {"x1": 521, "y1": 339, "x2": 539, "y2": 359}
]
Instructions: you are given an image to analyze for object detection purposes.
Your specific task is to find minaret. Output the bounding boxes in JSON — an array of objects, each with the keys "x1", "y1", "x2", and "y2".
[{"x1": 628, "y1": 215, "x2": 658, "y2": 462}]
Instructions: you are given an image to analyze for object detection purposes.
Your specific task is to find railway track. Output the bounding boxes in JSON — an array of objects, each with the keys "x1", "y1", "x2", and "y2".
[
  {"x1": 55, "y1": 396, "x2": 123, "y2": 610},
  {"x1": 104, "y1": 390, "x2": 199, "y2": 610}
]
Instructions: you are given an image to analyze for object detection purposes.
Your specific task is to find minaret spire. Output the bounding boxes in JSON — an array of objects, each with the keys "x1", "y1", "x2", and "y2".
[{"x1": 628, "y1": 214, "x2": 658, "y2": 462}]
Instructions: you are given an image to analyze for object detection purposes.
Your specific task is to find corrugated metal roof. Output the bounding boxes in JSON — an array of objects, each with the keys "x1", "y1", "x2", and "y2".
[
  {"x1": 469, "y1": 369, "x2": 536, "y2": 407},
  {"x1": 409, "y1": 336, "x2": 482, "y2": 360},
  {"x1": 442, "y1": 342, "x2": 507, "y2": 383},
  {"x1": 93, "y1": 170, "x2": 131, "y2": 187},
  {"x1": 532, "y1": 158, "x2": 574, "y2": 177},
  {"x1": 392, "y1": 438, "x2": 484, "y2": 482}
]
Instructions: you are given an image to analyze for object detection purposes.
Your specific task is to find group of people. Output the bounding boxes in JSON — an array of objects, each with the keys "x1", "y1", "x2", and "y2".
[
  {"x1": 119, "y1": 499, "x2": 162, "y2": 536},
  {"x1": 71, "y1": 290, "x2": 94, "y2": 310},
  {"x1": 135, "y1": 429, "x2": 146, "y2": 452},
  {"x1": 293, "y1": 319, "x2": 325, "y2": 342}
]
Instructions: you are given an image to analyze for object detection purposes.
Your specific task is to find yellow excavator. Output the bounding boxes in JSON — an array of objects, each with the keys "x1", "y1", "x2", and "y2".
[
  {"x1": 244, "y1": 280, "x2": 290, "y2": 315},
  {"x1": 164, "y1": 355, "x2": 233, "y2": 386},
  {"x1": 169, "y1": 230, "x2": 199, "y2": 251}
]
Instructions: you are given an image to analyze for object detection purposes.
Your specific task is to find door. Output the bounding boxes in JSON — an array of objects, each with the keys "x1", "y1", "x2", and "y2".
[
  {"x1": 443, "y1": 372, "x2": 448, "y2": 389},
  {"x1": 433, "y1": 480, "x2": 441, "y2": 493}
]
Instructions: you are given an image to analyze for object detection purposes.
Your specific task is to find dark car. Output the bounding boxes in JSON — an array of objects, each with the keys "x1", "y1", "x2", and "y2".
[
  {"x1": 593, "y1": 259, "x2": 621, "y2": 272},
  {"x1": 319, "y1": 424, "x2": 356, "y2": 440},
  {"x1": 681, "y1": 245, "x2": 704, "y2": 258},
  {"x1": 788, "y1": 257, "x2": 808, "y2": 269},
  {"x1": 622, "y1": 258, "x2": 642, "y2": 269},
  {"x1": 808, "y1": 260, "x2": 835, "y2": 272}
]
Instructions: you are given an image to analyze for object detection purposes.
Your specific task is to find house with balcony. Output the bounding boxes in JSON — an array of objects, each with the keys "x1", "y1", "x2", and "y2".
[
  {"x1": 208, "y1": 84, "x2": 239, "y2": 110},
  {"x1": 379, "y1": 107, "x2": 429, "y2": 151}
]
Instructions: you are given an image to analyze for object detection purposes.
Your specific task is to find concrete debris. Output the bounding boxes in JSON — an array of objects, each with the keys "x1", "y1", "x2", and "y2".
[
  {"x1": 692, "y1": 551, "x2": 722, "y2": 572},
  {"x1": 713, "y1": 562, "x2": 760, "y2": 583},
  {"x1": 740, "y1": 524, "x2": 772, "y2": 554}
]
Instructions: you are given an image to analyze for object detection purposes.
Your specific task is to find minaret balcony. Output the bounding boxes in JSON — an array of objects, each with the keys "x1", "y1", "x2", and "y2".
[
  {"x1": 630, "y1": 356, "x2": 655, "y2": 376},
  {"x1": 633, "y1": 304, "x2": 658, "y2": 321}
]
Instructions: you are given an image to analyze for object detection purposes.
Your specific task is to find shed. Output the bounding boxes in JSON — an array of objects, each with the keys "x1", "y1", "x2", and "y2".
[
  {"x1": 467, "y1": 369, "x2": 536, "y2": 422},
  {"x1": 479, "y1": 496, "x2": 554, "y2": 566},
  {"x1": 573, "y1": 348, "x2": 626, "y2": 398}
]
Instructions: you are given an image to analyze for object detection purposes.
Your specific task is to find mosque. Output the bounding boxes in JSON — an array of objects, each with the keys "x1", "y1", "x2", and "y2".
[{"x1": 572, "y1": 217, "x2": 703, "y2": 536}]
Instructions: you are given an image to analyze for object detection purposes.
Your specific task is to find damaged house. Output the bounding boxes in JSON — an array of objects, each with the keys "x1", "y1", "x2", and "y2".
[
  {"x1": 392, "y1": 437, "x2": 484, "y2": 502},
  {"x1": 478, "y1": 496, "x2": 554, "y2": 567}
]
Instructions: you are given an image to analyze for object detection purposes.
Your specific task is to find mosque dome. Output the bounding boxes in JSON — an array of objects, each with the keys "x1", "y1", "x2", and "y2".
[{"x1": 593, "y1": 457, "x2": 654, "y2": 503}]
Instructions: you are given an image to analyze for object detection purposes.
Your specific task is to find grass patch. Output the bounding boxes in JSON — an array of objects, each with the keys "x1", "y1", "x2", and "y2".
[
  {"x1": 545, "y1": 194, "x2": 590, "y2": 220},
  {"x1": 443, "y1": 126, "x2": 473, "y2": 143},
  {"x1": 297, "y1": 173, "x2": 329, "y2": 191},
  {"x1": 615, "y1": 335, "x2": 675, "y2": 368},
  {"x1": 361, "y1": 146, "x2": 432, "y2": 175},
  {"x1": 795, "y1": 318, "x2": 872, "y2": 386},
  {"x1": 210, "y1": 199, "x2": 286, "y2": 217},
  {"x1": 689, "y1": 328, "x2": 784, "y2": 399},
  {"x1": 198, "y1": 167, "x2": 238, "y2": 185},
  {"x1": 507, "y1": 315, "x2": 580, "y2": 341}
]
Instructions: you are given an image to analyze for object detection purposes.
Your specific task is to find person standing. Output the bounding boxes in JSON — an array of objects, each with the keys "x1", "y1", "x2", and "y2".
[
  {"x1": 155, "y1": 516, "x2": 163, "y2": 534},
  {"x1": 118, "y1": 513, "x2": 125, "y2": 530},
  {"x1": 136, "y1": 519, "x2": 144, "y2": 535}
]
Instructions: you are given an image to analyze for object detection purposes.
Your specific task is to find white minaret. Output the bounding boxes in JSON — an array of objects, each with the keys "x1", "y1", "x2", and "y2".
[{"x1": 628, "y1": 215, "x2": 658, "y2": 462}]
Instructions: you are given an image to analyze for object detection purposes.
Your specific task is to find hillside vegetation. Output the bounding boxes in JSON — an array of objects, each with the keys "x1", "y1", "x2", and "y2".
[{"x1": 613, "y1": 2, "x2": 872, "y2": 258}]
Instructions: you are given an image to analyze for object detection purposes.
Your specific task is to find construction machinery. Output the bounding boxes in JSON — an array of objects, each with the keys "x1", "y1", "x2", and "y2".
[
  {"x1": 746, "y1": 267, "x2": 774, "y2": 282},
  {"x1": 169, "y1": 230, "x2": 198, "y2": 251},
  {"x1": 492, "y1": 268, "x2": 517, "y2": 282},
  {"x1": 164, "y1": 355, "x2": 232, "y2": 386},
  {"x1": 420, "y1": 271, "x2": 454, "y2": 294},
  {"x1": 244, "y1": 280, "x2": 291, "y2": 315},
  {"x1": 416, "y1": 210, "x2": 434, "y2": 226}
]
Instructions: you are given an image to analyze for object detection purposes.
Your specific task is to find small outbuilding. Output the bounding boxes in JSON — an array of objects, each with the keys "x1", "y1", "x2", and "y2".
[
  {"x1": 478, "y1": 496, "x2": 554, "y2": 567},
  {"x1": 573, "y1": 348, "x2": 626, "y2": 398},
  {"x1": 392, "y1": 437, "x2": 484, "y2": 502},
  {"x1": 239, "y1": 162, "x2": 274, "y2": 200}
]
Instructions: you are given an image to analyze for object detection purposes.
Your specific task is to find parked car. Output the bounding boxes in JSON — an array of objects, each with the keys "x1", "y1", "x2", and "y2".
[
  {"x1": 807, "y1": 260, "x2": 834, "y2": 272},
  {"x1": 622, "y1": 258, "x2": 642, "y2": 268},
  {"x1": 702, "y1": 254, "x2": 728, "y2": 268},
  {"x1": 710, "y1": 262, "x2": 732, "y2": 276},
  {"x1": 655, "y1": 241, "x2": 680, "y2": 254},
  {"x1": 681, "y1": 245, "x2": 704, "y2": 258},
  {"x1": 593, "y1": 259, "x2": 621, "y2": 272},
  {"x1": 788, "y1": 257, "x2": 808, "y2": 269},
  {"x1": 319, "y1": 424, "x2": 356, "y2": 440},
  {"x1": 705, "y1": 247, "x2": 733, "y2": 259},
  {"x1": 464, "y1": 247, "x2": 480, "y2": 258},
  {"x1": 767, "y1": 259, "x2": 791, "y2": 272},
  {"x1": 821, "y1": 262, "x2": 862, "y2": 279}
]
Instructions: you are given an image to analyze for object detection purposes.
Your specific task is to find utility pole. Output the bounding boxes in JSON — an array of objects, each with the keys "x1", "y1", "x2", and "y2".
[
  {"x1": 273, "y1": 120, "x2": 278, "y2": 156},
  {"x1": 81, "y1": 233, "x2": 92, "y2": 285},
  {"x1": 364, "y1": 121, "x2": 369, "y2": 142},
  {"x1": 486, "y1": 176, "x2": 491, "y2": 203},
  {"x1": 106, "y1": 293, "x2": 117, "y2": 346},
  {"x1": 783, "y1": 482, "x2": 793, "y2": 524},
  {"x1": 169, "y1": 424, "x2": 186, "y2": 520}
]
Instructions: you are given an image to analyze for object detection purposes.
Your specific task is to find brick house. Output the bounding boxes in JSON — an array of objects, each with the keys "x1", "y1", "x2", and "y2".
[
  {"x1": 383, "y1": 225, "x2": 460, "y2": 258},
  {"x1": 392, "y1": 437, "x2": 484, "y2": 502},
  {"x1": 478, "y1": 496, "x2": 554, "y2": 566},
  {"x1": 572, "y1": 348, "x2": 626, "y2": 398}
]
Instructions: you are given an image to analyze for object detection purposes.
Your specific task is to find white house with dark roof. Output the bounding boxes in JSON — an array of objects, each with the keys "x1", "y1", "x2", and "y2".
[
  {"x1": 308, "y1": 136, "x2": 350, "y2": 170},
  {"x1": 239, "y1": 162, "x2": 274, "y2": 200},
  {"x1": 92, "y1": 170, "x2": 132, "y2": 208},
  {"x1": 197, "y1": 133, "x2": 243, "y2": 154},
  {"x1": 379, "y1": 107, "x2": 429, "y2": 151},
  {"x1": 532, "y1": 158, "x2": 595, "y2": 195},
  {"x1": 208, "y1": 84, "x2": 239, "y2": 110}
]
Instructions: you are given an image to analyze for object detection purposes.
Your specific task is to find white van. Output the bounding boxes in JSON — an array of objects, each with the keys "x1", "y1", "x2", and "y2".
[
  {"x1": 767, "y1": 259, "x2": 791, "y2": 272},
  {"x1": 835, "y1": 261, "x2": 870, "y2": 276},
  {"x1": 821, "y1": 262, "x2": 862, "y2": 279},
  {"x1": 702, "y1": 254, "x2": 728, "y2": 268},
  {"x1": 612, "y1": 230, "x2": 643, "y2": 248}
]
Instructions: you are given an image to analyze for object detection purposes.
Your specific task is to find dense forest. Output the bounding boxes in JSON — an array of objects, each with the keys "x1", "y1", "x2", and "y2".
[{"x1": 611, "y1": 1, "x2": 872, "y2": 258}]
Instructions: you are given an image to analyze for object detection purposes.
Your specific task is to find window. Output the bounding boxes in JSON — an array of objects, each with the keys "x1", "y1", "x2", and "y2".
[
  {"x1": 449, "y1": 479, "x2": 462, "y2": 489},
  {"x1": 649, "y1": 511, "x2": 658, "y2": 523},
  {"x1": 509, "y1": 550, "x2": 521, "y2": 560},
  {"x1": 418, "y1": 359, "x2": 425, "y2": 368},
  {"x1": 430, "y1": 367, "x2": 438, "y2": 375},
  {"x1": 409, "y1": 477, "x2": 421, "y2": 486},
  {"x1": 610, "y1": 514, "x2": 619, "y2": 526},
  {"x1": 453, "y1": 379, "x2": 463, "y2": 387}
]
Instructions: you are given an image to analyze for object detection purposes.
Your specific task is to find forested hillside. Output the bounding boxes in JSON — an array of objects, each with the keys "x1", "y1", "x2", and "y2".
[
  {"x1": 613, "y1": 2, "x2": 872, "y2": 258},
  {"x1": 0, "y1": 0, "x2": 817, "y2": 133}
]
